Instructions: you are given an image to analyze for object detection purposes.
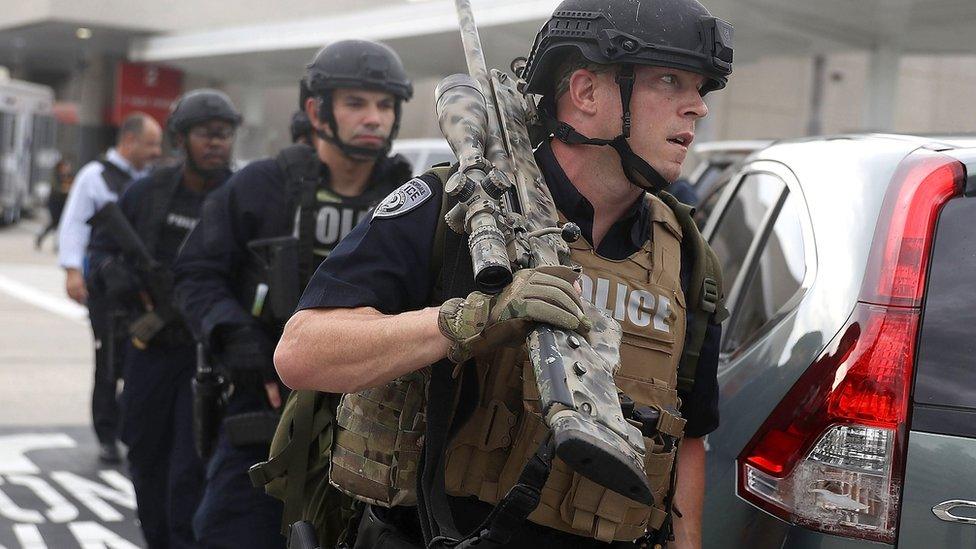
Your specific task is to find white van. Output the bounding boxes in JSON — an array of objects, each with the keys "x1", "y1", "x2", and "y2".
[
  {"x1": 391, "y1": 138, "x2": 455, "y2": 176},
  {"x1": 0, "y1": 70, "x2": 57, "y2": 225}
]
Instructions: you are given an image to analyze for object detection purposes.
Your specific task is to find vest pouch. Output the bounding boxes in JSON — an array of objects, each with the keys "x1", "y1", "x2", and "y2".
[
  {"x1": 329, "y1": 369, "x2": 429, "y2": 507},
  {"x1": 556, "y1": 434, "x2": 676, "y2": 542},
  {"x1": 443, "y1": 398, "x2": 519, "y2": 502},
  {"x1": 444, "y1": 349, "x2": 525, "y2": 502},
  {"x1": 504, "y1": 358, "x2": 678, "y2": 542},
  {"x1": 616, "y1": 288, "x2": 687, "y2": 391},
  {"x1": 501, "y1": 410, "x2": 574, "y2": 520}
]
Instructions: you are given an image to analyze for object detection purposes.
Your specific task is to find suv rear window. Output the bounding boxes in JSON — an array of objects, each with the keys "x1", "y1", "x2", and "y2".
[
  {"x1": 724, "y1": 190, "x2": 806, "y2": 350},
  {"x1": 709, "y1": 173, "x2": 786, "y2": 295},
  {"x1": 915, "y1": 195, "x2": 976, "y2": 411}
]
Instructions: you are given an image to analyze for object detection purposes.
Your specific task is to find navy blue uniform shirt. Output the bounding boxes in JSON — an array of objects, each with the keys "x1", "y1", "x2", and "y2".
[
  {"x1": 174, "y1": 152, "x2": 411, "y2": 348},
  {"x1": 298, "y1": 141, "x2": 721, "y2": 437}
]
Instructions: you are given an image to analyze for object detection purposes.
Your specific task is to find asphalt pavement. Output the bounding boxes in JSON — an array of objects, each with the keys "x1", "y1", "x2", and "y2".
[{"x1": 0, "y1": 219, "x2": 143, "y2": 548}]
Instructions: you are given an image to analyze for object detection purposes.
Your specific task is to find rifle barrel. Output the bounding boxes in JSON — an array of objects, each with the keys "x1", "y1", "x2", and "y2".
[
  {"x1": 453, "y1": 0, "x2": 491, "y2": 99},
  {"x1": 451, "y1": 0, "x2": 515, "y2": 182}
]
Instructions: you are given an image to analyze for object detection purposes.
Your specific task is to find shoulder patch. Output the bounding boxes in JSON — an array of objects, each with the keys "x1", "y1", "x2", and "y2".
[{"x1": 372, "y1": 177, "x2": 433, "y2": 219}]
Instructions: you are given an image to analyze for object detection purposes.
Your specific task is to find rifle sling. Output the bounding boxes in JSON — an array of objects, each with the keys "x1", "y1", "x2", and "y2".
[{"x1": 99, "y1": 159, "x2": 132, "y2": 196}]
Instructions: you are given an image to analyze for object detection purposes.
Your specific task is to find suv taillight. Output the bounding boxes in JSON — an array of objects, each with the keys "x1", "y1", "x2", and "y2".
[{"x1": 736, "y1": 151, "x2": 964, "y2": 544}]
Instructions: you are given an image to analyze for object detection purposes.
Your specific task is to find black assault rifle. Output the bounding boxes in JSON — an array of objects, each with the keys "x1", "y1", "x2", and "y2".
[{"x1": 89, "y1": 201, "x2": 178, "y2": 348}]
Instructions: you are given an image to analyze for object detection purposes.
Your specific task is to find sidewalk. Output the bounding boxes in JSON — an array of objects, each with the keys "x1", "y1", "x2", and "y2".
[
  {"x1": 0, "y1": 220, "x2": 91, "y2": 427},
  {"x1": 0, "y1": 220, "x2": 142, "y2": 548}
]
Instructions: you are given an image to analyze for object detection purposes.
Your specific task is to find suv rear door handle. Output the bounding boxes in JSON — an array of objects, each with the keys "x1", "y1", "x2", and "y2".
[{"x1": 932, "y1": 500, "x2": 976, "y2": 525}]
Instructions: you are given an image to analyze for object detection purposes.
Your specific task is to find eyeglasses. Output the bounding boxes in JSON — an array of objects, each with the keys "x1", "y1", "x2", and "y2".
[{"x1": 189, "y1": 127, "x2": 236, "y2": 141}]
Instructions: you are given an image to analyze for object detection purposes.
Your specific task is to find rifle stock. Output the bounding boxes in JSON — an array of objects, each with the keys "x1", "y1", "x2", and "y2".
[{"x1": 435, "y1": 0, "x2": 653, "y2": 505}]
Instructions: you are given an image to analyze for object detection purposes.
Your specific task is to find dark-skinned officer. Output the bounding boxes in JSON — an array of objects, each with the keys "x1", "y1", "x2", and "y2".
[
  {"x1": 88, "y1": 89, "x2": 241, "y2": 549},
  {"x1": 173, "y1": 39, "x2": 414, "y2": 549}
]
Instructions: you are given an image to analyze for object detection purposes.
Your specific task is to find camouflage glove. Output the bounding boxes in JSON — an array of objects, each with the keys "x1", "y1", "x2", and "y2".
[{"x1": 438, "y1": 265, "x2": 592, "y2": 363}]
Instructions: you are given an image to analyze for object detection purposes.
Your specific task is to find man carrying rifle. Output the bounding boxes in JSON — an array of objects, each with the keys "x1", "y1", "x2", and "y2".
[
  {"x1": 60, "y1": 112, "x2": 162, "y2": 464},
  {"x1": 173, "y1": 40, "x2": 413, "y2": 549},
  {"x1": 276, "y1": 0, "x2": 732, "y2": 547},
  {"x1": 88, "y1": 89, "x2": 241, "y2": 549}
]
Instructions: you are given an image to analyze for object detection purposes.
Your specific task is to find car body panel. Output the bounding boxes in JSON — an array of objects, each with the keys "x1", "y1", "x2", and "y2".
[
  {"x1": 897, "y1": 432, "x2": 976, "y2": 548},
  {"x1": 701, "y1": 135, "x2": 961, "y2": 548}
]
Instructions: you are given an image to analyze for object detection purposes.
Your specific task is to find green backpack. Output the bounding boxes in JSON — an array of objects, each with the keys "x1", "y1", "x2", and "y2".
[{"x1": 248, "y1": 390, "x2": 359, "y2": 545}]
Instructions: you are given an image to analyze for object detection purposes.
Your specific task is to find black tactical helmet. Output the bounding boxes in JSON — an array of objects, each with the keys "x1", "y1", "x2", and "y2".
[
  {"x1": 289, "y1": 110, "x2": 313, "y2": 144},
  {"x1": 167, "y1": 88, "x2": 242, "y2": 136},
  {"x1": 523, "y1": 0, "x2": 733, "y2": 97},
  {"x1": 522, "y1": 0, "x2": 733, "y2": 195},
  {"x1": 302, "y1": 40, "x2": 413, "y2": 159},
  {"x1": 304, "y1": 39, "x2": 413, "y2": 101}
]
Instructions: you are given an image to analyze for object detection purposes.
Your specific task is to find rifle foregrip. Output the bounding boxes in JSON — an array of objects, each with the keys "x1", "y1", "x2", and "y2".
[{"x1": 529, "y1": 326, "x2": 575, "y2": 410}]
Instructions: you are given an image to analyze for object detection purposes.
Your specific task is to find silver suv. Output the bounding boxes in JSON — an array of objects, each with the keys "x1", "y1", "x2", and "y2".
[{"x1": 698, "y1": 134, "x2": 976, "y2": 548}]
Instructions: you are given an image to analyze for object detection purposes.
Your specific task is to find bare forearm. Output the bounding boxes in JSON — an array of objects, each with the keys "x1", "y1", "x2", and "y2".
[
  {"x1": 671, "y1": 437, "x2": 705, "y2": 549},
  {"x1": 275, "y1": 306, "x2": 451, "y2": 393}
]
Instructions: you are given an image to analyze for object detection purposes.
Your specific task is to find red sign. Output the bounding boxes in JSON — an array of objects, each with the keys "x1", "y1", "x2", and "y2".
[{"x1": 110, "y1": 62, "x2": 183, "y2": 127}]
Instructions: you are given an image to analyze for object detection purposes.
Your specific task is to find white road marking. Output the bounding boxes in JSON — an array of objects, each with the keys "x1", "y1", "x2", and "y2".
[
  {"x1": 67, "y1": 522, "x2": 139, "y2": 549},
  {"x1": 12, "y1": 524, "x2": 46, "y2": 549},
  {"x1": 0, "y1": 478, "x2": 44, "y2": 523},
  {"x1": 0, "y1": 434, "x2": 77, "y2": 475},
  {"x1": 49, "y1": 471, "x2": 135, "y2": 522},
  {"x1": 0, "y1": 272, "x2": 87, "y2": 323},
  {"x1": 6, "y1": 475, "x2": 79, "y2": 523}
]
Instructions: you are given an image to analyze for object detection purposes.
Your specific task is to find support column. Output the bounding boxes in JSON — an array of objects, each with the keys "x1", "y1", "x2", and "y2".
[
  {"x1": 236, "y1": 86, "x2": 268, "y2": 162},
  {"x1": 696, "y1": 97, "x2": 717, "y2": 143},
  {"x1": 806, "y1": 54, "x2": 826, "y2": 136},
  {"x1": 59, "y1": 54, "x2": 117, "y2": 165},
  {"x1": 862, "y1": 44, "x2": 901, "y2": 131}
]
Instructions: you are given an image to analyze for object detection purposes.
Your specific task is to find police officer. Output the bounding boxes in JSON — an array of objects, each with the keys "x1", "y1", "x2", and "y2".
[
  {"x1": 58, "y1": 112, "x2": 163, "y2": 463},
  {"x1": 275, "y1": 0, "x2": 732, "y2": 547},
  {"x1": 173, "y1": 39, "x2": 413, "y2": 549},
  {"x1": 88, "y1": 89, "x2": 241, "y2": 549}
]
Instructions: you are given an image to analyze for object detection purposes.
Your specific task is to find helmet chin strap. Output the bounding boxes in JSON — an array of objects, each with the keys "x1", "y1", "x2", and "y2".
[
  {"x1": 545, "y1": 64, "x2": 672, "y2": 195},
  {"x1": 315, "y1": 127, "x2": 389, "y2": 161}
]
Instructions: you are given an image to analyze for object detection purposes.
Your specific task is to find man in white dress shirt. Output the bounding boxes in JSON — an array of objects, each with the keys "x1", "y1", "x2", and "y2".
[{"x1": 58, "y1": 111, "x2": 162, "y2": 462}]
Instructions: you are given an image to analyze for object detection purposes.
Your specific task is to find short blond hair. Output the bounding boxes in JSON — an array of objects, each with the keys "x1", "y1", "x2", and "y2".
[{"x1": 552, "y1": 51, "x2": 615, "y2": 99}]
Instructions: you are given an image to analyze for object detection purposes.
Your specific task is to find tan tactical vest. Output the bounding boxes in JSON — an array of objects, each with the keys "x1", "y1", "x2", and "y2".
[
  {"x1": 442, "y1": 193, "x2": 688, "y2": 542},
  {"x1": 329, "y1": 191, "x2": 689, "y2": 542}
]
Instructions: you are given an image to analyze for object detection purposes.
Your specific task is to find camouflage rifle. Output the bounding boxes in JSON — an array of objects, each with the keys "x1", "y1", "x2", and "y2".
[{"x1": 434, "y1": 0, "x2": 652, "y2": 504}]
